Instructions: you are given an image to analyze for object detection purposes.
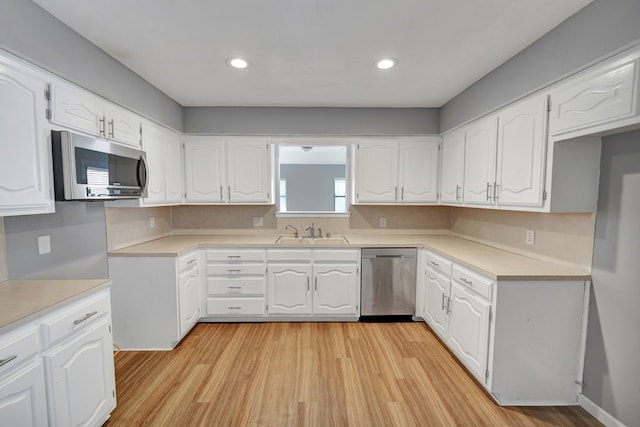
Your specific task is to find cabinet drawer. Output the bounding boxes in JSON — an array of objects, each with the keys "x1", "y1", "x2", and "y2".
[
  {"x1": 266, "y1": 249, "x2": 313, "y2": 262},
  {"x1": 41, "y1": 290, "x2": 111, "y2": 348},
  {"x1": 426, "y1": 252, "x2": 453, "y2": 277},
  {"x1": 178, "y1": 251, "x2": 199, "y2": 272},
  {"x1": 206, "y1": 264, "x2": 265, "y2": 276},
  {"x1": 0, "y1": 326, "x2": 40, "y2": 376},
  {"x1": 206, "y1": 250, "x2": 265, "y2": 263},
  {"x1": 206, "y1": 297, "x2": 266, "y2": 316},
  {"x1": 452, "y1": 265, "x2": 493, "y2": 300},
  {"x1": 207, "y1": 277, "x2": 266, "y2": 296},
  {"x1": 313, "y1": 249, "x2": 359, "y2": 263}
]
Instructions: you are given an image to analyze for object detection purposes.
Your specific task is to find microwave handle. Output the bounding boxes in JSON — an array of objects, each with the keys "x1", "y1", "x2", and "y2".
[{"x1": 137, "y1": 155, "x2": 149, "y2": 195}]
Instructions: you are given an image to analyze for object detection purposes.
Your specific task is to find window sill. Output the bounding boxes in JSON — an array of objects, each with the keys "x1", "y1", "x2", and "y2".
[{"x1": 275, "y1": 212, "x2": 351, "y2": 218}]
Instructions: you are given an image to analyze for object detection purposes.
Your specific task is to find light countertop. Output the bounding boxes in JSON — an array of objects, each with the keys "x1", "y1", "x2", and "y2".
[
  {"x1": 109, "y1": 234, "x2": 591, "y2": 281},
  {"x1": 0, "y1": 279, "x2": 111, "y2": 331}
]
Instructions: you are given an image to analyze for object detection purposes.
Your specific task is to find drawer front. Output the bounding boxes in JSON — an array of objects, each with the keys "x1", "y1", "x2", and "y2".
[
  {"x1": 452, "y1": 265, "x2": 493, "y2": 300},
  {"x1": 0, "y1": 326, "x2": 40, "y2": 376},
  {"x1": 207, "y1": 264, "x2": 265, "y2": 276},
  {"x1": 41, "y1": 290, "x2": 111, "y2": 348},
  {"x1": 206, "y1": 249, "x2": 265, "y2": 263},
  {"x1": 426, "y1": 252, "x2": 453, "y2": 277},
  {"x1": 178, "y1": 251, "x2": 199, "y2": 272},
  {"x1": 313, "y1": 249, "x2": 359, "y2": 263},
  {"x1": 207, "y1": 277, "x2": 266, "y2": 296},
  {"x1": 206, "y1": 297, "x2": 266, "y2": 316},
  {"x1": 266, "y1": 249, "x2": 313, "y2": 262}
]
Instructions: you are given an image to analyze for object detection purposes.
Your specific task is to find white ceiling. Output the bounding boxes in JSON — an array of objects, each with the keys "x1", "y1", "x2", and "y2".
[{"x1": 32, "y1": 0, "x2": 592, "y2": 108}]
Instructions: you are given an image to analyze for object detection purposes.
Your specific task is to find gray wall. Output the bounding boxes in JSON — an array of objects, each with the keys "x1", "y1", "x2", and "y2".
[
  {"x1": 0, "y1": 0, "x2": 183, "y2": 131},
  {"x1": 280, "y1": 164, "x2": 346, "y2": 211},
  {"x1": 184, "y1": 107, "x2": 439, "y2": 135},
  {"x1": 4, "y1": 202, "x2": 108, "y2": 280},
  {"x1": 584, "y1": 130, "x2": 640, "y2": 426},
  {"x1": 440, "y1": 0, "x2": 640, "y2": 132}
]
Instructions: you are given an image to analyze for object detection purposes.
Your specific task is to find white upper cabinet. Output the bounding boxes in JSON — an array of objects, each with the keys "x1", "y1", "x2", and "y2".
[
  {"x1": 141, "y1": 121, "x2": 182, "y2": 205},
  {"x1": 440, "y1": 130, "x2": 465, "y2": 204},
  {"x1": 356, "y1": 137, "x2": 439, "y2": 204},
  {"x1": 463, "y1": 116, "x2": 498, "y2": 206},
  {"x1": 356, "y1": 139, "x2": 399, "y2": 203},
  {"x1": 50, "y1": 81, "x2": 141, "y2": 147},
  {"x1": 495, "y1": 94, "x2": 548, "y2": 208},
  {"x1": 226, "y1": 137, "x2": 271, "y2": 203},
  {"x1": 183, "y1": 136, "x2": 271, "y2": 204},
  {"x1": 0, "y1": 55, "x2": 54, "y2": 217},
  {"x1": 549, "y1": 47, "x2": 640, "y2": 140}
]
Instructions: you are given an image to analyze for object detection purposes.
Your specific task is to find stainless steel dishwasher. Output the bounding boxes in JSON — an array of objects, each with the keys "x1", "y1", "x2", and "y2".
[{"x1": 361, "y1": 248, "x2": 417, "y2": 318}]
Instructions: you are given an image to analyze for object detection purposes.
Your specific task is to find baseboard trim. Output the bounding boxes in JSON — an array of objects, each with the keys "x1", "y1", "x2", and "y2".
[{"x1": 578, "y1": 394, "x2": 626, "y2": 427}]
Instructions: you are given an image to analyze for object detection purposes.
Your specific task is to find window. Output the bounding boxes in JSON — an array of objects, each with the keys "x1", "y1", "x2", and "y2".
[{"x1": 276, "y1": 142, "x2": 350, "y2": 215}]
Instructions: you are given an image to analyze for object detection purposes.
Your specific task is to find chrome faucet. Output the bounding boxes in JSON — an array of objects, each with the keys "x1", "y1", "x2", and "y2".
[
  {"x1": 285, "y1": 224, "x2": 299, "y2": 238},
  {"x1": 304, "y1": 223, "x2": 315, "y2": 238}
]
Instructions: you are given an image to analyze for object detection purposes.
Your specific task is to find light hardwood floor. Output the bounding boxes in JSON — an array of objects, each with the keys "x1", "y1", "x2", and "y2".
[{"x1": 105, "y1": 322, "x2": 601, "y2": 426}]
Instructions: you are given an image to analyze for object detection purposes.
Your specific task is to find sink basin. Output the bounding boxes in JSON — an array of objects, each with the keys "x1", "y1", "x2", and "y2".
[{"x1": 274, "y1": 236, "x2": 349, "y2": 245}]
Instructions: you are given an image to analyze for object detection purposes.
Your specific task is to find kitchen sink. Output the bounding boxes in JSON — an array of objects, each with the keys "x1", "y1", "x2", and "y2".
[{"x1": 274, "y1": 236, "x2": 349, "y2": 245}]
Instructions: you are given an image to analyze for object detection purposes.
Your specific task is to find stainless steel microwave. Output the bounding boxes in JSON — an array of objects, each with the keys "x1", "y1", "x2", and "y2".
[{"x1": 51, "y1": 130, "x2": 148, "y2": 201}]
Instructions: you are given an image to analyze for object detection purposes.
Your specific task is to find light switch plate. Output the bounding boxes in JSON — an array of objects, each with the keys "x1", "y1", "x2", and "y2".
[
  {"x1": 253, "y1": 217, "x2": 264, "y2": 227},
  {"x1": 526, "y1": 229, "x2": 535, "y2": 245},
  {"x1": 38, "y1": 235, "x2": 51, "y2": 255},
  {"x1": 149, "y1": 216, "x2": 155, "y2": 229},
  {"x1": 379, "y1": 217, "x2": 387, "y2": 228}
]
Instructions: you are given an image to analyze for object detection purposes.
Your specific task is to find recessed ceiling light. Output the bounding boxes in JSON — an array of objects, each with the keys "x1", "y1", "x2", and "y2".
[
  {"x1": 227, "y1": 58, "x2": 248, "y2": 69},
  {"x1": 376, "y1": 58, "x2": 397, "y2": 70}
]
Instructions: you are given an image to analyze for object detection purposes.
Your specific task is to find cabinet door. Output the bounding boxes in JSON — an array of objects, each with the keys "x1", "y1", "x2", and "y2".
[
  {"x1": 447, "y1": 281, "x2": 491, "y2": 383},
  {"x1": 104, "y1": 103, "x2": 141, "y2": 147},
  {"x1": 424, "y1": 269, "x2": 450, "y2": 340},
  {"x1": 164, "y1": 130, "x2": 183, "y2": 203},
  {"x1": 356, "y1": 139, "x2": 398, "y2": 203},
  {"x1": 0, "y1": 61, "x2": 54, "y2": 216},
  {"x1": 141, "y1": 124, "x2": 166, "y2": 204},
  {"x1": 0, "y1": 359, "x2": 49, "y2": 427},
  {"x1": 267, "y1": 265, "x2": 312, "y2": 315},
  {"x1": 496, "y1": 95, "x2": 547, "y2": 207},
  {"x1": 399, "y1": 137, "x2": 440, "y2": 203},
  {"x1": 184, "y1": 137, "x2": 225, "y2": 202},
  {"x1": 226, "y1": 138, "x2": 271, "y2": 203},
  {"x1": 464, "y1": 116, "x2": 497, "y2": 205},
  {"x1": 178, "y1": 264, "x2": 201, "y2": 337},
  {"x1": 50, "y1": 82, "x2": 103, "y2": 136},
  {"x1": 440, "y1": 130, "x2": 465, "y2": 204},
  {"x1": 44, "y1": 317, "x2": 116, "y2": 427},
  {"x1": 313, "y1": 265, "x2": 359, "y2": 315}
]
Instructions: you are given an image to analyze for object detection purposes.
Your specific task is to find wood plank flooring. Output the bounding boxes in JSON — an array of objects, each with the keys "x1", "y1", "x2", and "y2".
[{"x1": 105, "y1": 322, "x2": 601, "y2": 426}]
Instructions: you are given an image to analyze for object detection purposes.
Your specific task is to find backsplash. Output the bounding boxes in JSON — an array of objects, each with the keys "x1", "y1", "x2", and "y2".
[
  {"x1": 105, "y1": 206, "x2": 172, "y2": 251},
  {"x1": 451, "y1": 208, "x2": 596, "y2": 267},
  {"x1": 0, "y1": 218, "x2": 7, "y2": 282}
]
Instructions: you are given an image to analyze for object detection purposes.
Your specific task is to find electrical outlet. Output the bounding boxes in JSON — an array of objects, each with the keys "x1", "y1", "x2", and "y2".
[
  {"x1": 37, "y1": 235, "x2": 51, "y2": 255},
  {"x1": 379, "y1": 217, "x2": 387, "y2": 228},
  {"x1": 149, "y1": 216, "x2": 155, "y2": 229},
  {"x1": 526, "y1": 229, "x2": 535, "y2": 245},
  {"x1": 253, "y1": 216, "x2": 264, "y2": 227}
]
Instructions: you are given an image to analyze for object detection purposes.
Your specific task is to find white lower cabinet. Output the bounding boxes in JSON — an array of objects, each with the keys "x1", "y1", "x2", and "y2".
[
  {"x1": 108, "y1": 252, "x2": 200, "y2": 349},
  {"x1": 0, "y1": 288, "x2": 116, "y2": 427},
  {"x1": 266, "y1": 249, "x2": 360, "y2": 319},
  {"x1": 423, "y1": 251, "x2": 586, "y2": 405}
]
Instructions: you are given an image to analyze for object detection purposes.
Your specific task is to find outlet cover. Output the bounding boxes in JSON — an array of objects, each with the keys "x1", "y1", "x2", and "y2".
[
  {"x1": 526, "y1": 229, "x2": 535, "y2": 245},
  {"x1": 38, "y1": 235, "x2": 51, "y2": 255},
  {"x1": 379, "y1": 217, "x2": 387, "y2": 228},
  {"x1": 253, "y1": 217, "x2": 264, "y2": 227},
  {"x1": 149, "y1": 216, "x2": 156, "y2": 229}
]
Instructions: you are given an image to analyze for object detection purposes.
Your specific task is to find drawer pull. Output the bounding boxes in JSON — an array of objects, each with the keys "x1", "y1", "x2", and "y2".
[
  {"x1": 227, "y1": 269, "x2": 241, "y2": 273},
  {"x1": 0, "y1": 355, "x2": 17, "y2": 367},
  {"x1": 227, "y1": 306, "x2": 242, "y2": 310},
  {"x1": 187, "y1": 259, "x2": 197, "y2": 265},
  {"x1": 429, "y1": 260, "x2": 440, "y2": 268},
  {"x1": 227, "y1": 255, "x2": 241, "y2": 259},
  {"x1": 459, "y1": 277, "x2": 473, "y2": 286},
  {"x1": 227, "y1": 286, "x2": 242, "y2": 290},
  {"x1": 73, "y1": 311, "x2": 98, "y2": 325}
]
